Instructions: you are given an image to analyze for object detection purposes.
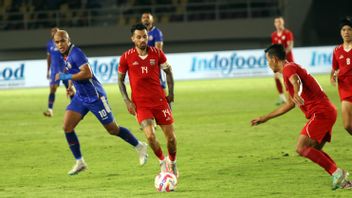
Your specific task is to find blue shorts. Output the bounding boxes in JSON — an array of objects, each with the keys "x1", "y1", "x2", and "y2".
[
  {"x1": 66, "y1": 95, "x2": 114, "y2": 125},
  {"x1": 50, "y1": 70, "x2": 69, "y2": 87}
]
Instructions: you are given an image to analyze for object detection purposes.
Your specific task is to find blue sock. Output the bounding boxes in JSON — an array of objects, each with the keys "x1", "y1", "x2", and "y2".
[
  {"x1": 48, "y1": 93, "x2": 55, "y2": 109},
  {"x1": 117, "y1": 126, "x2": 139, "y2": 147},
  {"x1": 65, "y1": 131, "x2": 82, "y2": 160}
]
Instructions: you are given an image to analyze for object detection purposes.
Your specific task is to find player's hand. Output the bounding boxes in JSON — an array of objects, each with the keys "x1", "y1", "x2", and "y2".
[
  {"x1": 46, "y1": 72, "x2": 50, "y2": 80},
  {"x1": 66, "y1": 87, "x2": 75, "y2": 98},
  {"x1": 166, "y1": 94, "x2": 174, "y2": 103},
  {"x1": 330, "y1": 74, "x2": 337, "y2": 87},
  {"x1": 124, "y1": 99, "x2": 136, "y2": 115},
  {"x1": 292, "y1": 94, "x2": 304, "y2": 106},
  {"x1": 251, "y1": 116, "x2": 267, "y2": 126}
]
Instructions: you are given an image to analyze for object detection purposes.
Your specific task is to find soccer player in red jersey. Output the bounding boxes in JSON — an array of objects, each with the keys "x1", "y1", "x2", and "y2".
[
  {"x1": 251, "y1": 44, "x2": 351, "y2": 190},
  {"x1": 330, "y1": 17, "x2": 352, "y2": 135},
  {"x1": 271, "y1": 17, "x2": 294, "y2": 105},
  {"x1": 118, "y1": 23, "x2": 178, "y2": 177}
]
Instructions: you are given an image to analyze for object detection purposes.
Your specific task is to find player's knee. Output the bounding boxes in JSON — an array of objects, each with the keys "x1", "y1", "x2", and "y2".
[
  {"x1": 146, "y1": 133, "x2": 156, "y2": 143},
  {"x1": 296, "y1": 146, "x2": 305, "y2": 156},
  {"x1": 63, "y1": 125, "x2": 73, "y2": 132}
]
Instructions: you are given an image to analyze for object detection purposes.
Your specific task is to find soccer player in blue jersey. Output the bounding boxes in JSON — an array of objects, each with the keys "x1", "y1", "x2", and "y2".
[
  {"x1": 43, "y1": 27, "x2": 70, "y2": 117},
  {"x1": 54, "y1": 30, "x2": 148, "y2": 175},
  {"x1": 141, "y1": 13, "x2": 170, "y2": 106}
]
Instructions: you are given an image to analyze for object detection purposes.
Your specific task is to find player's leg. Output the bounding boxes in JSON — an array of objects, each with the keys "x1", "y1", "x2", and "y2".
[
  {"x1": 296, "y1": 135, "x2": 338, "y2": 175},
  {"x1": 43, "y1": 84, "x2": 58, "y2": 117},
  {"x1": 141, "y1": 119, "x2": 168, "y2": 172},
  {"x1": 89, "y1": 96, "x2": 148, "y2": 165},
  {"x1": 274, "y1": 72, "x2": 286, "y2": 105},
  {"x1": 160, "y1": 124, "x2": 178, "y2": 178},
  {"x1": 64, "y1": 97, "x2": 89, "y2": 175},
  {"x1": 341, "y1": 100, "x2": 352, "y2": 135}
]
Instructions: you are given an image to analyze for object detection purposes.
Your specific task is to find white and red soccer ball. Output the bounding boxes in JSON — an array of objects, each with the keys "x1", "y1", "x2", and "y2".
[{"x1": 154, "y1": 172, "x2": 177, "y2": 192}]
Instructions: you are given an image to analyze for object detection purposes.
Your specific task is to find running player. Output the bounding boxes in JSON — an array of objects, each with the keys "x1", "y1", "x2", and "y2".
[
  {"x1": 330, "y1": 17, "x2": 352, "y2": 136},
  {"x1": 251, "y1": 44, "x2": 351, "y2": 190},
  {"x1": 54, "y1": 30, "x2": 148, "y2": 175},
  {"x1": 43, "y1": 27, "x2": 70, "y2": 117},
  {"x1": 271, "y1": 17, "x2": 294, "y2": 105},
  {"x1": 118, "y1": 23, "x2": 178, "y2": 177}
]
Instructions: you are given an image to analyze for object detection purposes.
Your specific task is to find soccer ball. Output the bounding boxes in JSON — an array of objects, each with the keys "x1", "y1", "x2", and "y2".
[{"x1": 154, "y1": 172, "x2": 177, "y2": 192}]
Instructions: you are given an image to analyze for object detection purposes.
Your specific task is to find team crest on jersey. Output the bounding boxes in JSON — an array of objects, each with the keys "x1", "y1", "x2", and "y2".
[
  {"x1": 150, "y1": 59, "x2": 156, "y2": 65},
  {"x1": 339, "y1": 55, "x2": 344, "y2": 59},
  {"x1": 149, "y1": 35, "x2": 153, "y2": 41},
  {"x1": 132, "y1": 61, "x2": 139, "y2": 65},
  {"x1": 66, "y1": 61, "x2": 72, "y2": 69},
  {"x1": 281, "y1": 36, "x2": 286, "y2": 40}
]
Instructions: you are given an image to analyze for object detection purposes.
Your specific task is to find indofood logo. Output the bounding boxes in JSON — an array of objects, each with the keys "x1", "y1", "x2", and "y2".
[
  {"x1": 190, "y1": 52, "x2": 267, "y2": 76},
  {"x1": 90, "y1": 58, "x2": 118, "y2": 82},
  {"x1": 0, "y1": 63, "x2": 25, "y2": 87}
]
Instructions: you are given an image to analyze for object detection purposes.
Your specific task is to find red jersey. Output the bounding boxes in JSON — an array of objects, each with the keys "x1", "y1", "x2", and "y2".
[
  {"x1": 118, "y1": 47, "x2": 167, "y2": 108},
  {"x1": 282, "y1": 62, "x2": 333, "y2": 119},
  {"x1": 271, "y1": 29, "x2": 294, "y2": 62},
  {"x1": 332, "y1": 45, "x2": 352, "y2": 78}
]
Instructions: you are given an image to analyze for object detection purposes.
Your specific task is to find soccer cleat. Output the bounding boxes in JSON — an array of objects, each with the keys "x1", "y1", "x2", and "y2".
[
  {"x1": 135, "y1": 142, "x2": 148, "y2": 166},
  {"x1": 160, "y1": 159, "x2": 168, "y2": 173},
  {"x1": 340, "y1": 180, "x2": 352, "y2": 190},
  {"x1": 168, "y1": 159, "x2": 179, "y2": 178},
  {"x1": 68, "y1": 158, "x2": 87, "y2": 175},
  {"x1": 332, "y1": 169, "x2": 349, "y2": 190},
  {"x1": 43, "y1": 110, "x2": 53, "y2": 117}
]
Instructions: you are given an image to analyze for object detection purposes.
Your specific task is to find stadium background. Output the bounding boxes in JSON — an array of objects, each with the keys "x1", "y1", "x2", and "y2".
[
  {"x1": 0, "y1": 0, "x2": 350, "y2": 61},
  {"x1": 1, "y1": 0, "x2": 352, "y2": 197}
]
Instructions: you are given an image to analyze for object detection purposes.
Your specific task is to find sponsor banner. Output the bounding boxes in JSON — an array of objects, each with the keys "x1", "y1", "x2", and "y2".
[{"x1": 0, "y1": 45, "x2": 335, "y2": 89}]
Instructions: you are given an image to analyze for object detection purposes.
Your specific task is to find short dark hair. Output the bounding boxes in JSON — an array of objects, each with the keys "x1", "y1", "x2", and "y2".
[
  {"x1": 131, "y1": 23, "x2": 147, "y2": 35},
  {"x1": 339, "y1": 17, "x2": 352, "y2": 29},
  {"x1": 264, "y1": 44, "x2": 286, "y2": 60}
]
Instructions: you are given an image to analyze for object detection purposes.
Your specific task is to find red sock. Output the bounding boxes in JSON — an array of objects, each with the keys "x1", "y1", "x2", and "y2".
[
  {"x1": 300, "y1": 147, "x2": 337, "y2": 175},
  {"x1": 168, "y1": 151, "x2": 176, "y2": 162},
  {"x1": 154, "y1": 147, "x2": 164, "y2": 161},
  {"x1": 321, "y1": 150, "x2": 336, "y2": 165},
  {"x1": 275, "y1": 78, "x2": 283, "y2": 94}
]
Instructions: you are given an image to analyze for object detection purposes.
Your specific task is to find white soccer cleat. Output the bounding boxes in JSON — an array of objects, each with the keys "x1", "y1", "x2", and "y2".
[
  {"x1": 43, "y1": 109, "x2": 53, "y2": 117},
  {"x1": 68, "y1": 158, "x2": 87, "y2": 175},
  {"x1": 136, "y1": 142, "x2": 148, "y2": 166},
  {"x1": 168, "y1": 158, "x2": 179, "y2": 178},
  {"x1": 160, "y1": 159, "x2": 169, "y2": 173},
  {"x1": 332, "y1": 168, "x2": 349, "y2": 190}
]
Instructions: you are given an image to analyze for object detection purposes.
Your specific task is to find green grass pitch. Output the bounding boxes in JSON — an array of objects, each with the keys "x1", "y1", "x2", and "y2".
[{"x1": 1, "y1": 75, "x2": 352, "y2": 197}]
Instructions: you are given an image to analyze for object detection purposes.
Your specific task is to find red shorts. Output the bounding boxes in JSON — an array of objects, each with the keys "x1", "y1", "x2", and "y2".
[
  {"x1": 338, "y1": 76, "x2": 352, "y2": 102},
  {"x1": 135, "y1": 103, "x2": 174, "y2": 125},
  {"x1": 300, "y1": 109, "x2": 337, "y2": 143}
]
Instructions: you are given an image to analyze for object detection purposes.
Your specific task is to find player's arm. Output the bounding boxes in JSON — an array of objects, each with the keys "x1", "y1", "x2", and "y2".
[
  {"x1": 117, "y1": 72, "x2": 136, "y2": 115},
  {"x1": 331, "y1": 51, "x2": 339, "y2": 87},
  {"x1": 289, "y1": 74, "x2": 304, "y2": 106},
  {"x1": 55, "y1": 64, "x2": 92, "y2": 81},
  {"x1": 155, "y1": 41, "x2": 163, "y2": 51},
  {"x1": 46, "y1": 53, "x2": 51, "y2": 79},
  {"x1": 161, "y1": 62, "x2": 174, "y2": 102},
  {"x1": 251, "y1": 99, "x2": 295, "y2": 126},
  {"x1": 285, "y1": 40, "x2": 294, "y2": 54}
]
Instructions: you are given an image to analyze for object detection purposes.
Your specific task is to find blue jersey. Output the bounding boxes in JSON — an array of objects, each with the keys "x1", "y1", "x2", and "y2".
[
  {"x1": 147, "y1": 26, "x2": 163, "y2": 47},
  {"x1": 47, "y1": 39, "x2": 65, "y2": 73},
  {"x1": 64, "y1": 45, "x2": 107, "y2": 103}
]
